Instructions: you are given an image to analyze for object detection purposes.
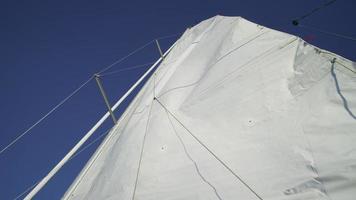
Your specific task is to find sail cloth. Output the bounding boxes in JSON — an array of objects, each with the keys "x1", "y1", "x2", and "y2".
[{"x1": 63, "y1": 16, "x2": 356, "y2": 200}]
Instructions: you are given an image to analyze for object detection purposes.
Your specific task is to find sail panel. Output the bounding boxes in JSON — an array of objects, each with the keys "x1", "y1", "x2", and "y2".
[{"x1": 63, "y1": 16, "x2": 356, "y2": 200}]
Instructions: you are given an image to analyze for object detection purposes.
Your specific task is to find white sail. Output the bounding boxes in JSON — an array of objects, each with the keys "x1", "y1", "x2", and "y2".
[{"x1": 63, "y1": 15, "x2": 356, "y2": 200}]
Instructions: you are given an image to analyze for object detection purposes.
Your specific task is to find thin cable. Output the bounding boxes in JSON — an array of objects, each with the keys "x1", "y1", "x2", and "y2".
[
  {"x1": 13, "y1": 128, "x2": 110, "y2": 200},
  {"x1": 97, "y1": 40, "x2": 154, "y2": 74},
  {"x1": 155, "y1": 98, "x2": 263, "y2": 200},
  {"x1": 156, "y1": 32, "x2": 183, "y2": 40},
  {"x1": 164, "y1": 108, "x2": 222, "y2": 200},
  {"x1": 0, "y1": 76, "x2": 94, "y2": 156},
  {"x1": 292, "y1": 0, "x2": 337, "y2": 25},
  {"x1": 318, "y1": 50, "x2": 356, "y2": 74},
  {"x1": 99, "y1": 61, "x2": 156, "y2": 77},
  {"x1": 97, "y1": 32, "x2": 182, "y2": 75},
  {"x1": 335, "y1": 60, "x2": 356, "y2": 74},
  {"x1": 13, "y1": 182, "x2": 38, "y2": 200},
  {"x1": 298, "y1": 24, "x2": 356, "y2": 42},
  {"x1": 132, "y1": 100, "x2": 154, "y2": 200},
  {"x1": 70, "y1": 129, "x2": 110, "y2": 160}
]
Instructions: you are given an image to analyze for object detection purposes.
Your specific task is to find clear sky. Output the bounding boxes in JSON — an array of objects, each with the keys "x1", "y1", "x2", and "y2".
[{"x1": 0, "y1": 0, "x2": 355, "y2": 199}]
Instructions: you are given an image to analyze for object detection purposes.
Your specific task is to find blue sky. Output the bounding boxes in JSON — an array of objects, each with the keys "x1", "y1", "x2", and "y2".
[{"x1": 0, "y1": 0, "x2": 355, "y2": 199}]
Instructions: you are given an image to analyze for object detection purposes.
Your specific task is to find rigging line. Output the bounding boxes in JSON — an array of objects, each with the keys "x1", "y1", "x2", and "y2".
[
  {"x1": 0, "y1": 76, "x2": 94, "y2": 156},
  {"x1": 70, "y1": 129, "x2": 111, "y2": 160},
  {"x1": 163, "y1": 108, "x2": 223, "y2": 200},
  {"x1": 298, "y1": 24, "x2": 356, "y2": 42},
  {"x1": 154, "y1": 98, "x2": 264, "y2": 200},
  {"x1": 99, "y1": 61, "x2": 156, "y2": 77},
  {"x1": 292, "y1": 0, "x2": 337, "y2": 25},
  {"x1": 97, "y1": 31, "x2": 182, "y2": 75},
  {"x1": 13, "y1": 128, "x2": 110, "y2": 200},
  {"x1": 317, "y1": 51, "x2": 356, "y2": 74},
  {"x1": 13, "y1": 181, "x2": 37, "y2": 200},
  {"x1": 156, "y1": 32, "x2": 183, "y2": 40},
  {"x1": 97, "y1": 40, "x2": 154, "y2": 74},
  {"x1": 334, "y1": 61, "x2": 356, "y2": 74},
  {"x1": 132, "y1": 100, "x2": 154, "y2": 200}
]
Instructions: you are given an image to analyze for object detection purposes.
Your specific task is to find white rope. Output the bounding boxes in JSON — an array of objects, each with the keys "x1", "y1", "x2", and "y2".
[{"x1": 0, "y1": 76, "x2": 94, "y2": 156}]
